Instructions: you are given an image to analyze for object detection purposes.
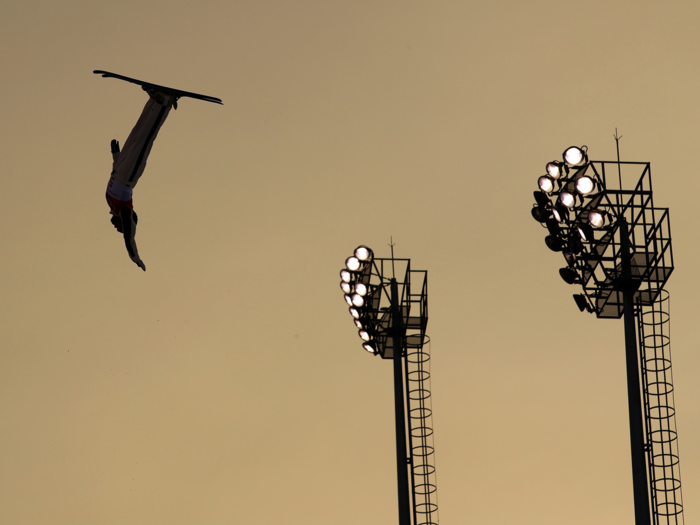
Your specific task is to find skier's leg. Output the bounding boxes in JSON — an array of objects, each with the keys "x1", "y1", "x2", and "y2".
[{"x1": 112, "y1": 97, "x2": 172, "y2": 188}]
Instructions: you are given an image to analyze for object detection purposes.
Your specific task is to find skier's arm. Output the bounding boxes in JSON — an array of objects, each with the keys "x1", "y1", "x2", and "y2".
[{"x1": 119, "y1": 208, "x2": 146, "y2": 271}]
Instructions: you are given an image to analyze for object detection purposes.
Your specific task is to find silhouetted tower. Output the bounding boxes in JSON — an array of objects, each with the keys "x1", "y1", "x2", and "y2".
[
  {"x1": 339, "y1": 246, "x2": 438, "y2": 525},
  {"x1": 530, "y1": 144, "x2": 683, "y2": 525}
]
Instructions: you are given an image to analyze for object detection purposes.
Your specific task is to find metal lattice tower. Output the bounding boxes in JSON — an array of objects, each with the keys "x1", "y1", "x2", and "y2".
[
  {"x1": 373, "y1": 257, "x2": 438, "y2": 525},
  {"x1": 529, "y1": 145, "x2": 683, "y2": 525},
  {"x1": 573, "y1": 161, "x2": 673, "y2": 317},
  {"x1": 638, "y1": 291, "x2": 684, "y2": 525},
  {"x1": 339, "y1": 249, "x2": 438, "y2": 525}
]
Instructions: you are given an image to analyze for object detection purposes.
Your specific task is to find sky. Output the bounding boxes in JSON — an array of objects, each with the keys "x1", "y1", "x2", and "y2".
[{"x1": 1, "y1": 1, "x2": 700, "y2": 524}]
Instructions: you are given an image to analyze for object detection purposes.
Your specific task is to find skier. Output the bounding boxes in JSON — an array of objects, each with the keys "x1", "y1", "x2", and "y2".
[{"x1": 106, "y1": 89, "x2": 177, "y2": 271}]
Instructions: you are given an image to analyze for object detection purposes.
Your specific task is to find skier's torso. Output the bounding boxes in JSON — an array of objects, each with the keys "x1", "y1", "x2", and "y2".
[{"x1": 106, "y1": 176, "x2": 134, "y2": 215}]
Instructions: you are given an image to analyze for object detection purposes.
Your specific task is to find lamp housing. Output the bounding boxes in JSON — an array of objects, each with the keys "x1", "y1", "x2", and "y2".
[
  {"x1": 354, "y1": 245, "x2": 373, "y2": 262},
  {"x1": 577, "y1": 223, "x2": 594, "y2": 242},
  {"x1": 362, "y1": 341, "x2": 377, "y2": 354},
  {"x1": 354, "y1": 282, "x2": 368, "y2": 296},
  {"x1": 538, "y1": 176, "x2": 554, "y2": 193},
  {"x1": 560, "y1": 191, "x2": 575, "y2": 208},
  {"x1": 588, "y1": 210, "x2": 606, "y2": 228},
  {"x1": 573, "y1": 294, "x2": 590, "y2": 312},
  {"x1": 546, "y1": 218, "x2": 561, "y2": 237},
  {"x1": 345, "y1": 256, "x2": 361, "y2": 271},
  {"x1": 553, "y1": 202, "x2": 569, "y2": 223},
  {"x1": 546, "y1": 161, "x2": 568, "y2": 179},
  {"x1": 532, "y1": 205, "x2": 549, "y2": 223},
  {"x1": 576, "y1": 176, "x2": 595, "y2": 195},
  {"x1": 567, "y1": 235, "x2": 583, "y2": 254},
  {"x1": 559, "y1": 267, "x2": 579, "y2": 284},
  {"x1": 534, "y1": 191, "x2": 550, "y2": 207},
  {"x1": 545, "y1": 235, "x2": 564, "y2": 252},
  {"x1": 562, "y1": 146, "x2": 588, "y2": 167}
]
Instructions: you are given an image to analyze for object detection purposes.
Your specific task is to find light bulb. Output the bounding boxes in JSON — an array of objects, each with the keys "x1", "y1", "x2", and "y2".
[
  {"x1": 546, "y1": 162, "x2": 564, "y2": 179},
  {"x1": 576, "y1": 176, "x2": 595, "y2": 195},
  {"x1": 538, "y1": 176, "x2": 554, "y2": 193},
  {"x1": 560, "y1": 192, "x2": 575, "y2": 208},
  {"x1": 351, "y1": 294, "x2": 365, "y2": 307},
  {"x1": 345, "y1": 256, "x2": 360, "y2": 271},
  {"x1": 589, "y1": 210, "x2": 604, "y2": 228},
  {"x1": 563, "y1": 146, "x2": 586, "y2": 166},
  {"x1": 354, "y1": 246, "x2": 372, "y2": 261}
]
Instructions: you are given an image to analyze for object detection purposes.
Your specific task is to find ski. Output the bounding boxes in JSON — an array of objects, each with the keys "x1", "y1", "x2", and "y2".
[{"x1": 93, "y1": 70, "x2": 223, "y2": 105}]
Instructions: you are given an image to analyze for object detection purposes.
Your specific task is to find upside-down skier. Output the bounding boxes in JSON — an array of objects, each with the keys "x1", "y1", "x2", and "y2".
[
  {"x1": 97, "y1": 69, "x2": 223, "y2": 271},
  {"x1": 105, "y1": 89, "x2": 177, "y2": 271}
]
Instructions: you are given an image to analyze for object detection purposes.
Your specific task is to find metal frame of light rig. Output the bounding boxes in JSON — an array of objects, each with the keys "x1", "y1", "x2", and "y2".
[
  {"x1": 339, "y1": 246, "x2": 438, "y2": 525},
  {"x1": 530, "y1": 146, "x2": 673, "y2": 317},
  {"x1": 530, "y1": 146, "x2": 684, "y2": 525}
]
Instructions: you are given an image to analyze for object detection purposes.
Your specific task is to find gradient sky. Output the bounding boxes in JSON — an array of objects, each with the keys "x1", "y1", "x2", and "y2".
[{"x1": 2, "y1": 1, "x2": 700, "y2": 524}]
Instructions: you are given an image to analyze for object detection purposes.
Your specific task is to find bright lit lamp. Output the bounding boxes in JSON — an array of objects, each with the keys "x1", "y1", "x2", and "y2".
[
  {"x1": 553, "y1": 202, "x2": 568, "y2": 222},
  {"x1": 346, "y1": 256, "x2": 361, "y2": 271},
  {"x1": 560, "y1": 191, "x2": 575, "y2": 208},
  {"x1": 576, "y1": 176, "x2": 595, "y2": 195},
  {"x1": 355, "y1": 246, "x2": 373, "y2": 261},
  {"x1": 547, "y1": 161, "x2": 568, "y2": 179},
  {"x1": 538, "y1": 176, "x2": 554, "y2": 193},
  {"x1": 589, "y1": 210, "x2": 605, "y2": 228},
  {"x1": 563, "y1": 146, "x2": 587, "y2": 167},
  {"x1": 362, "y1": 341, "x2": 377, "y2": 353},
  {"x1": 577, "y1": 223, "x2": 594, "y2": 242},
  {"x1": 351, "y1": 294, "x2": 365, "y2": 307}
]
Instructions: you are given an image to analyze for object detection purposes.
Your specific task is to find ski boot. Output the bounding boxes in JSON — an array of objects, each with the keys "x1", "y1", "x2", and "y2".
[{"x1": 143, "y1": 86, "x2": 179, "y2": 109}]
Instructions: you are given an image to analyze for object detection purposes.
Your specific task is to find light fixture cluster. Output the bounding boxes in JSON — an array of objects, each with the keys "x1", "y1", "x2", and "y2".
[
  {"x1": 339, "y1": 245, "x2": 380, "y2": 354},
  {"x1": 530, "y1": 146, "x2": 612, "y2": 313}
]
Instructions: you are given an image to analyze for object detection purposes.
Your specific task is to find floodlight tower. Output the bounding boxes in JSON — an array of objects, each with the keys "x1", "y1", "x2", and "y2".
[
  {"x1": 530, "y1": 145, "x2": 683, "y2": 525},
  {"x1": 339, "y1": 246, "x2": 438, "y2": 525}
]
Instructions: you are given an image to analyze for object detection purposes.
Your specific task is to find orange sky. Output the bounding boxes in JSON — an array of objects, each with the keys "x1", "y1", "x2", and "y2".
[{"x1": 1, "y1": 1, "x2": 700, "y2": 524}]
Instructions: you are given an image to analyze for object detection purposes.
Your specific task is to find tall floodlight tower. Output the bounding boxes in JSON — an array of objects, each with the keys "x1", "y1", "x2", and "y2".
[
  {"x1": 530, "y1": 145, "x2": 683, "y2": 525},
  {"x1": 338, "y1": 246, "x2": 438, "y2": 525}
]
